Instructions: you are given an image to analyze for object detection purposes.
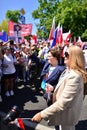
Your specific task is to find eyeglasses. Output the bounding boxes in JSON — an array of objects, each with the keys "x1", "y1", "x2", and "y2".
[{"x1": 65, "y1": 52, "x2": 69, "y2": 58}]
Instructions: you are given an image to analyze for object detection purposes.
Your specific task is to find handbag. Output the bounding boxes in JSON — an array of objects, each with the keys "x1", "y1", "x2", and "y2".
[{"x1": 43, "y1": 92, "x2": 53, "y2": 106}]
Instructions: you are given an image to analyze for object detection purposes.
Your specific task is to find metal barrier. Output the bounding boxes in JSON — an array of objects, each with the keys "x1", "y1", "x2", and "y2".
[{"x1": 0, "y1": 111, "x2": 54, "y2": 130}]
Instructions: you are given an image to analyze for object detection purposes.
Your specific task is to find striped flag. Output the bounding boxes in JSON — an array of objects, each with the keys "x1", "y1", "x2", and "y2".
[
  {"x1": 49, "y1": 17, "x2": 55, "y2": 40},
  {"x1": 56, "y1": 23, "x2": 63, "y2": 45},
  {"x1": 58, "y1": 25, "x2": 63, "y2": 44},
  {"x1": 65, "y1": 30, "x2": 71, "y2": 44},
  {"x1": 51, "y1": 23, "x2": 63, "y2": 47},
  {"x1": 51, "y1": 28, "x2": 57, "y2": 47},
  {"x1": 56, "y1": 23, "x2": 60, "y2": 44}
]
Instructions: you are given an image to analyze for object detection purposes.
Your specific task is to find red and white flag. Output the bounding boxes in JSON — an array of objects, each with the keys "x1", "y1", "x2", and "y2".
[
  {"x1": 49, "y1": 17, "x2": 55, "y2": 40},
  {"x1": 56, "y1": 24, "x2": 63, "y2": 45},
  {"x1": 14, "y1": 118, "x2": 25, "y2": 130},
  {"x1": 30, "y1": 35, "x2": 37, "y2": 44},
  {"x1": 58, "y1": 25, "x2": 63, "y2": 44},
  {"x1": 56, "y1": 23, "x2": 60, "y2": 44},
  {"x1": 77, "y1": 36, "x2": 83, "y2": 48},
  {"x1": 65, "y1": 30, "x2": 71, "y2": 44}
]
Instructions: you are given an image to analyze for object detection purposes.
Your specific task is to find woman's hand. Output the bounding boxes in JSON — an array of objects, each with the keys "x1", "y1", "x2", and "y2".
[
  {"x1": 46, "y1": 83, "x2": 54, "y2": 92},
  {"x1": 32, "y1": 112, "x2": 42, "y2": 122}
]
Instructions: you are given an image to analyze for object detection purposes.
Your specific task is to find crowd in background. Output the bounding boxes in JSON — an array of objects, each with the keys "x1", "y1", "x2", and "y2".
[{"x1": 0, "y1": 38, "x2": 87, "y2": 104}]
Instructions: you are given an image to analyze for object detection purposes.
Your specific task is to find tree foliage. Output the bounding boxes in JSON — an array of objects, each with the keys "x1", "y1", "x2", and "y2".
[
  {"x1": 1, "y1": 10, "x2": 21, "y2": 34},
  {"x1": 32, "y1": 0, "x2": 87, "y2": 40},
  {"x1": 0, "y1": 20, "x2": 8, "y2": 33},
  {"x1": 6, "y1": 10, "x2": 21, "y2": 23},
  {"x1": 32, "y1": 0, "x2": 59, "y2": 38}
]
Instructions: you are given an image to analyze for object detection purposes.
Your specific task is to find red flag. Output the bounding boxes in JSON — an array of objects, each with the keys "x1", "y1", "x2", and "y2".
[
  {"x1": 31, "y1": 35, "x2": 37, "y2": 43},
  {"x1": 14, "y1": 118, "x2": 25, "y2": 130},
  {"x1": 65, "y1": 30, "x2": 71, "y2": 44},
  {"x1": 49, "y1": 17, "x2": 55, "y2": 40},
  {"x1": 59, "y1": 25, "x2": 63, "y2": 44}
]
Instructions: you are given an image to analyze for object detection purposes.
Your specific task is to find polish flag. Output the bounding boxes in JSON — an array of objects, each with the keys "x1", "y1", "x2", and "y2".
[
  {"x1": 49, "y1": 17, "x2": 55, "y2": 40},
  {"x1": 65, "y1": 30, "x2": 71, "y2": 44},
  {"x1": 56, "y1": 23, "x2": 60, "y2": 44},
  {"x1": 31, "y1": 35, "x2": 37, "y2": 44},
  {"x1": 59, "y1": 25, "x2": 63, "y2": 44}
]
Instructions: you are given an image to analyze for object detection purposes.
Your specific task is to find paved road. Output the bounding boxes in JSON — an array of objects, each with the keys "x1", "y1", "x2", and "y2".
[{"x1": 0, "y1": 81, "x2": 87, "y2": 130}]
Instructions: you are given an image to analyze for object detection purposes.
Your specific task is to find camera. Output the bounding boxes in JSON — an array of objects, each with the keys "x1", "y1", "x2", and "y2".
[{"x1": 3, "y1": 106, "x2": 20, "y2": 125}]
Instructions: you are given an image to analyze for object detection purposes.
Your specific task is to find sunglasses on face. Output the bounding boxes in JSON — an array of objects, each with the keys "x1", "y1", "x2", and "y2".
[{"x1": 65, "y1": 52, "x2": 69, "y2": 58}]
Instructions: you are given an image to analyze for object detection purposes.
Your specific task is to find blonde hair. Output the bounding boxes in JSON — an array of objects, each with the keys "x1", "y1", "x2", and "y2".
[{"x1": 68, "y1": 45, "x2": 87, "y2": 83}]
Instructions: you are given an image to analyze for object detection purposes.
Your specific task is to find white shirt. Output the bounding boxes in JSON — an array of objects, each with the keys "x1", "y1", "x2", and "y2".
[
  {"x1": 3, "y1": 54, "x2": 16, "y2": 74},
  {"x1": 48, "y1": 66, "x2": 56, "y2": 77},
  {"x1": 42, "y1": 46, "x2": 50, "y2": 60}
]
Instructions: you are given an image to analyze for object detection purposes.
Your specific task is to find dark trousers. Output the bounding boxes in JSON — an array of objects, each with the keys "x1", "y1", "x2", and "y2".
[{"x1": 55, "y1": 125, "x2": 59, "y2": 130}]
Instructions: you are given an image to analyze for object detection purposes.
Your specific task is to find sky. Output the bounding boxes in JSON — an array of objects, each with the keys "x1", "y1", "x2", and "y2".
[{"x1": 0, "y1": 0, "x2": 39, "y2": 34}]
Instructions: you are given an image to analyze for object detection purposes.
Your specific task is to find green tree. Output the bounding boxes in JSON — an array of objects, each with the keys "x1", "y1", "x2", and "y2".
[
  {"x1": 57, "y1": 0, "x2": 87, "y2": 40},
  {"x1": 82, "y1": 29, "x2": 87, "y2": 41},
  {"x1": 0, "y1": 20, "x2": 8, "y2": 33},
  {"x1": 32, "y1": 0, "x2": 59, "y2": 38},
  {"x1": 32, "y1": 0, "x2": 87, "y2": 40},
  {"x1": 6, "y1": 10, "x2": 21, "y2": 23}
]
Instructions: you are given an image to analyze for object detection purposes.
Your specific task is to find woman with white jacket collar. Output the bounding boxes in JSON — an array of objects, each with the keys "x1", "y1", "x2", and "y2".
[{"x1": 32, "y1": 45, "x2": 87, "y2": 130}]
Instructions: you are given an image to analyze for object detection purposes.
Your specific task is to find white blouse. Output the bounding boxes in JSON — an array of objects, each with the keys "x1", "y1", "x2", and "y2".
[{"x1": 3, "y1": 54, "x2": 16, "y2": 74}]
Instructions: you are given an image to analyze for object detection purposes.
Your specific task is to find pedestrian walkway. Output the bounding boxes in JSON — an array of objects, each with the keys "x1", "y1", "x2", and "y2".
[{"x1": 0, "y1": 82, "x2": 87, "y2": 130}]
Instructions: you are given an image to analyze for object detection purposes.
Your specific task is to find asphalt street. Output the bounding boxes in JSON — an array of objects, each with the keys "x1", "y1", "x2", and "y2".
[{"x1": 0, "y1": 81, "x2": 87, "y2": 130}]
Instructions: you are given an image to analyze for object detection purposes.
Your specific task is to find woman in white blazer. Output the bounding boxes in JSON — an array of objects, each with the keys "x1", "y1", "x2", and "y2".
[{"x1": 32, "y1": 45, "x2": 87, "y2": 130}]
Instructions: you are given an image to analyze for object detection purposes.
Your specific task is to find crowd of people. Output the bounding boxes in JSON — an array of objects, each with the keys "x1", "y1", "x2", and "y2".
[
  {"x1": 32, "y1": 45, "x2": 87, "y2": 130},
  {"x1": 0, "y1": 38, "x2": 87, "y2": 130}
]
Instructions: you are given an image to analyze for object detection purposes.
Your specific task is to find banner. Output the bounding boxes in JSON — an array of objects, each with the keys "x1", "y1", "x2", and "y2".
[{"x1": 8, "y1": 21, "x2": 32, "y2": 38}]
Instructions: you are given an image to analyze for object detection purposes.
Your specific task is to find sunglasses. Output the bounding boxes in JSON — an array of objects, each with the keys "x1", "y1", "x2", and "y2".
[{"x1": 65, "y1": 52, "x2": 69, "y2": 58}]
